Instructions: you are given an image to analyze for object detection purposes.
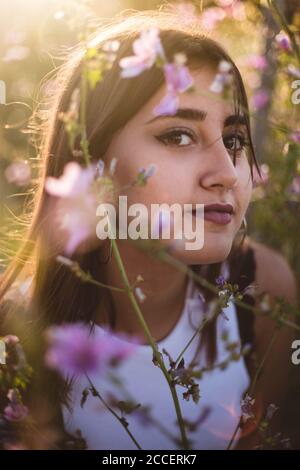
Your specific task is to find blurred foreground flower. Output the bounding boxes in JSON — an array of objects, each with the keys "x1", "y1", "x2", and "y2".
[
  {"x1": 119, "y1": 27, "x2": 165, "y2": 78},
  {"x1": 4, "y1": 160, "x2": 31, "y2": 186},
  {"x1": 44, "y1": 161, "x2": 104, "y2": 255},
  {"x1": 45, "y1": 161, "x2": 95, "y2": 197},
  {"x1": 45, "y1": 323, "x2": 138, "y2": 378},
  {"x1": 209, "y1": 60, "x2": 233, "y2": 94},
  {"x1": 153, "y1": 54, "x2": 194, "y2": 116},
  {"x1": 120, "y1": 29, "x2": 193, "y2": 116}
]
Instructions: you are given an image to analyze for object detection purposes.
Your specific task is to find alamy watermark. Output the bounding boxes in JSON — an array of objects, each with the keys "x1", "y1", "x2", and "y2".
[
  {"x1": 291, "y1": 80, "x2": 300, "y2": 104},
  {"x1": 0, "y1": 80, "x2": 6, "y2": 105},
  {"x1": 291, "y1": 339, "x2": 300, "y2": 365},
  {"x1": 0, "y1": 340, "x2": 6, "y2": 365},
  {"x1": 95, "y1": 196, "x2": 205, "y2": 251}
]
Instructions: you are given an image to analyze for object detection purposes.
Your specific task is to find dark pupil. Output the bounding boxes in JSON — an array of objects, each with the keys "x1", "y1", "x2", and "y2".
[
  {"x1": 228, "y1": 136, "x2": 240, "y2": 150},
  {"x1": 171, "y1": 132, "x2": 184, "y2": 145}
]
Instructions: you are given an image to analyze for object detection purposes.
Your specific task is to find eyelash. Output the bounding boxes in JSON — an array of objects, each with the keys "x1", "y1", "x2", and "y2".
[{"x1": 155, "y1": 128, "x2": 250, "y2": 155}]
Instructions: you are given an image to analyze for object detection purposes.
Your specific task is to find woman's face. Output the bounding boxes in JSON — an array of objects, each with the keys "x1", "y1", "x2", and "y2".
[{"x1": 103, "y1": 65, "x2": 253, "y2": 265}]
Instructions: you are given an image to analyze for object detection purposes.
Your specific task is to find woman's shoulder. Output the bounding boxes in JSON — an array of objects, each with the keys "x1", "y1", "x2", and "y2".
[{"x1": 243, "y1": 236, "x2": 298, "y2": 307}]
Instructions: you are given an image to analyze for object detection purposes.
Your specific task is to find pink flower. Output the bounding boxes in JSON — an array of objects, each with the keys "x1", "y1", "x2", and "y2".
[
  {"x1": 153, "y1": 55, "x2": 194, "y2": 116},
  {"x1": 119, "y1": 28, "x2": 165, "y2": 78},
  {"x1": 56, "y1": 194, "x2": 97, "y2": 255},
  {"x1": 4, "y1": 389, "x2": 28, "y2": 422},
  {"x1": 290, "y1": 132, "x2": 300, "y2": 143},
  {"x1": 45, "y1": 323, "x2": 138, "y2": 378},
  {"x1": 44, "y1": 162, "x2": 99, "y2": 255},
  {"x1": 45, "y1": 161, "x2": 95, "y2": 197},
  {"x1": 252, "y1": 89, "x2": 269, "y2": 110},
  {"x1": 4, "y1": 160, "x2": 31, "y2": 186}
]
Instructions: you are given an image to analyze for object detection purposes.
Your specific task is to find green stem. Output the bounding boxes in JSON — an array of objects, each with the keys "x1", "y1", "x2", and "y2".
[
  {"x1": 109, "y1": 236, "x2": 191, "y2": 450},
  {"x1": 86, "y1": 374, "x2": 142, "y2": 450}
]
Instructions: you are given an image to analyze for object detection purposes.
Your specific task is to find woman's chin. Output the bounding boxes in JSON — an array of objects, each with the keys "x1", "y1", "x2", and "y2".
[{"x1": 168, "y1": 238, "x2": 233, "y2": 265}]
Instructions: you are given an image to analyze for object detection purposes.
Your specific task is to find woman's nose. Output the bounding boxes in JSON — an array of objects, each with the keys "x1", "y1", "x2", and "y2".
[{"x1": 199, "y1": 138, "x2": 239, "y2": 191}]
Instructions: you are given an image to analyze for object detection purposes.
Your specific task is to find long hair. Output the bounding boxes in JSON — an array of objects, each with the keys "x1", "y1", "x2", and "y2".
[{"x1": 0, "y1": 9, "x2": 260, "y2": 444}]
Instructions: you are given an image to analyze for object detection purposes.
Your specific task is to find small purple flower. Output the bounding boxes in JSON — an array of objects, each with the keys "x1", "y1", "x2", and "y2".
[
  {"x1": 215, "y1": 275, "x2": 226, "y2": 287},
  {"x1": 45, "y1": 323, "x2": 137, "y2": 378},
  {"x1": 153, "y1": 57, "x2": 194, "y2": 116},
  {"x1": 241, "y1": 393, "x2": 255, "y2": 423},
  {"x1": 136, "y1": 164, "x2": 157, "y2": 186},
  {"x1": 252, "y1": 89, "x2": 269, "y2": 110},
  {"x1": 153, "y1": 92, "x2": 179, "y2": 116},
  {"x1": 275, "y1": 31, "x2": 291, "y2": 52}
]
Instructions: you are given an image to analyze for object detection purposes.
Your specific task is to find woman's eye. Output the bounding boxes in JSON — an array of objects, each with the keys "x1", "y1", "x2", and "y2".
[
  {"x1": 223, "y1": 133, "x2": 249, "y2": 154},
  {"x1": 155, "y1": 129, "x2": 196, "y2": 147}
]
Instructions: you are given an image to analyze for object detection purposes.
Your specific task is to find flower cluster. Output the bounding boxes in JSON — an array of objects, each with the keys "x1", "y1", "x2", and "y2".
[{"x1": 119, "y1": 28, "x2": 194, "y2": 116}]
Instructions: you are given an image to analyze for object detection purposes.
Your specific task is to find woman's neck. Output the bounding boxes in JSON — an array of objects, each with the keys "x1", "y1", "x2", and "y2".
[{"x1": 94, "y1": 240, "x2": 189, "y2": 344}]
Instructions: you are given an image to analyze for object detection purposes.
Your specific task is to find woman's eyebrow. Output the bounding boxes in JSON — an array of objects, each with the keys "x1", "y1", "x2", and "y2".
[
  {"x1": 223, "y1": 114, "x2": 247, "y2": 127},
  {"x1": 145, "y1": 107, "x2": 208, "y2": 125}
]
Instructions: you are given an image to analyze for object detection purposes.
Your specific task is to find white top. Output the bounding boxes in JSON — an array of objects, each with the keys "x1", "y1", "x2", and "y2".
[{"x1": 62, "y1": 262, "x2": 250, "y2": 450}]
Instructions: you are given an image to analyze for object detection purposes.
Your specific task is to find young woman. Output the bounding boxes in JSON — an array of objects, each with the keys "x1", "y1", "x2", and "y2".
[{"x1": 0, "y1": 10, "x2": 297, "y2": 450}]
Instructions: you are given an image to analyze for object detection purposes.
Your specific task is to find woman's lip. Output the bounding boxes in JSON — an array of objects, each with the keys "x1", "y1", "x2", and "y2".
[
  {"x1": 203, "y1": 211, "x2": 232, "y2": 225},
  {"x1": 204, "y1": 203, "x2": 234, "y2": 214},
  {"x1": 191, "y1": 210, "x2": 232, "y2": 225}
]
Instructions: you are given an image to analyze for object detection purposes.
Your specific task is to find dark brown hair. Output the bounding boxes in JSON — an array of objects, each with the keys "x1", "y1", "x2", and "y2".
[{"x1": 0, "y1": 9, "x2": 260, "y2": 446}]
